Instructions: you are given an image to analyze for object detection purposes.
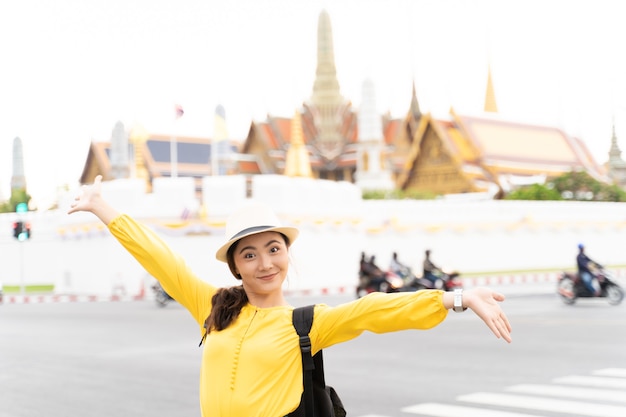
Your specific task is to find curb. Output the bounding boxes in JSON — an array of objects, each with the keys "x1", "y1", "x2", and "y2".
[
  {"x1": 1, "y1": 293, "x2": 144, "y2": 305},
  {"x1": 463, "y1": 272, "x2": 559, "y2": 286},
  {"x1": 5, "y1": 270, "x2": 619, "y2": 304},
  {"x1": 281, "y1": 273, "x2": 561, "y2": 298}
]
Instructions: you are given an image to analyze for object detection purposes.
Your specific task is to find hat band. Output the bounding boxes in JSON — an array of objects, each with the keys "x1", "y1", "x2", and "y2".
[{"x1": 230, "y1": 225, "x2": 276, "y2": 241}]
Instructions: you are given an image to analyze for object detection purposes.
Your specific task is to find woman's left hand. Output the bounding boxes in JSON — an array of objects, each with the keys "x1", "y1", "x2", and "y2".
[{"x1": 463, "y1": 287, "x2": 512, "y2": 343}]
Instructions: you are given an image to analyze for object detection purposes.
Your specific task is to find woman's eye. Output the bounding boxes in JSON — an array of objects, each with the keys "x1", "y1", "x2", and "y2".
[
  {"x1": 270, "y1": 246, "x2": 279, "y2": 253},
  {"x1": 243, "y1": 253, "x2": 255, "y2": 259}
]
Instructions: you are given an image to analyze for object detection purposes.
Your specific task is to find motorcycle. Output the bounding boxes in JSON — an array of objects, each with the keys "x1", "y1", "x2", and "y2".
[
  {"x1": 557, "y1": 266, "x2": 624, "y2": 306},
  {"x1": 408, "y1": 268, "x2": 463, "y2": 292},
  {"x1": 356, "y1": 269, "x2": 406, "y2": 298},
  {"x1": 356, "y1": 266, "x2": 463, "y2": 298},
  {"x1": 152, "y1": 281, "x2": 175, "y2": 307}
]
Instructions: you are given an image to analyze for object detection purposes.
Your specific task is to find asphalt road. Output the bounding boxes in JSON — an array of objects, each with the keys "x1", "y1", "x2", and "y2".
[{"x1": 1, "y1": 292, "x2": 625, "y2": 417}]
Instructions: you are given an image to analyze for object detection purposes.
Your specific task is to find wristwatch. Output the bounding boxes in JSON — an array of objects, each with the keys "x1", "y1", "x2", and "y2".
[{"x1": 453, "y1": 288, "x2": 467, "y2": 312}]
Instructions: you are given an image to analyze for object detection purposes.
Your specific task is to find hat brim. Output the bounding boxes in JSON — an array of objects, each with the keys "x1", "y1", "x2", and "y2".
[{"x1": 215, "y1": 226, "x2": 299, "y2": 263}]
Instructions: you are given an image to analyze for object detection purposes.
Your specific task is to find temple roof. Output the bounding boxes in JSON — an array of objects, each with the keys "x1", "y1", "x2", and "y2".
[
  {"x1": 79, "y1": 132, "x2": 254, "y2": 191},
  {"x1": 453, "y1": 112, "x2": 605, "y2": 177},
  {"x1": 399, "y1": 109, "x2": 608, "y2": 195}
]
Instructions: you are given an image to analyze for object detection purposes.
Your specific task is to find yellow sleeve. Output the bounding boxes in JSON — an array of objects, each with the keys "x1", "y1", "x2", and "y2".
[
  {"x1": 108, "y1": 214, "x2": 215, "y2": 327},
  {"x1": 310, "y1": 290, "x2": 448, "y2": 352}
]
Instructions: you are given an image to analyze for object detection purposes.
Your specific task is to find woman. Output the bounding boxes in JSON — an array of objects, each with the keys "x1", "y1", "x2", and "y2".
[{"x1": 68, "y1": 175, "x2": 512, "y2": 417}]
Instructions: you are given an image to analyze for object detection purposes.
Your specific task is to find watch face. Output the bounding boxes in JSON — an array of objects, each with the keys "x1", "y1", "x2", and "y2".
[{"x1": 453, "y1": 289, "x2": 464, "y2": 312}]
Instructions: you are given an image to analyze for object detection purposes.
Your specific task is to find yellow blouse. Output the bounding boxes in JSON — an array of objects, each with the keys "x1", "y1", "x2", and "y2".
[{"x1": 109, "y1": 214, "x2": 448, "y2": 417}]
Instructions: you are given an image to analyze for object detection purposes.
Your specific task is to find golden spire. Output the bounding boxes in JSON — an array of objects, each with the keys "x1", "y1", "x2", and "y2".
[
  {"x1": 284, "y1": 110, "x2": 313, "y2": 178},
  {"x1": 484, "y1": 64, "x2": 498, "y2": 113},
  {"x1": 410, "y1": 79, "x2": 422, "y2": 119},
  {"x1": 310, "y1": 10, "x2": 345, "y2": 160}
]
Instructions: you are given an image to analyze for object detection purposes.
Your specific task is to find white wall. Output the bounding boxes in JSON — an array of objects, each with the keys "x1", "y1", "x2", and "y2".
[{"x1": 1, "y1": 177, "x2": 625, "y2": 295}]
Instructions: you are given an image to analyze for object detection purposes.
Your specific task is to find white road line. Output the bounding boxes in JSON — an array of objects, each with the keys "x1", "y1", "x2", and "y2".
[
  {"x1": 506, "y1": 383, "x2": 626, "y2": 403},
  {"x1": 381, "y1": 368, "x2": 626, "y2": 417},
  {"x1": 459, "y1": 392, "x2": 626, "y2": 417},
  {"x1": 593, "y1": 368, "x2": 626, "y2": 378},
  {"x1": 357, "y1": 415, "x2": 390, "y2": 417},
  {"x1": 402, "y1": 402, "x2": 546, "y2": 417},
  {"x1": 553, "y1": 375, "x2": 626, "y2": 389}
]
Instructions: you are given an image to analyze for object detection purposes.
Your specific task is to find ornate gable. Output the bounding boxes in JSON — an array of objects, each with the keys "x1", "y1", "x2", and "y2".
[
  {"x1": 399, "y1": 115, "x2": 480, "y2": 194},
  {"x1": 79, "y1": 142, "x2": 111, "y2": 184}
]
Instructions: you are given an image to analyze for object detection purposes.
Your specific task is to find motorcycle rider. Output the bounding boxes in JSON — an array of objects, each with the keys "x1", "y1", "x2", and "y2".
[
  {"x1": 390, "y1": 251, "x2": 418, "y2": 286},
  {"x1": 390, "y1": 252, "x2": 408, "y2": 276},
  {"x1": 423, "y1": 249, "x2": 441, "y2": 285},
  {"x1": 576, "y1": 243, "x2": 601, "y2": 296},
  {"x1": 359, "y1": 251, "x2": 368, "y2": 275},
  {"x1": 359, "y1": 253, "x2": 387, "y2": 292}
]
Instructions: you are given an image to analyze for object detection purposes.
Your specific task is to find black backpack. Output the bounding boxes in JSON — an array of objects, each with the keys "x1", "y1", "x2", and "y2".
[{"x1": 288, "y1": 305, "x2": 347, "y2": 417}]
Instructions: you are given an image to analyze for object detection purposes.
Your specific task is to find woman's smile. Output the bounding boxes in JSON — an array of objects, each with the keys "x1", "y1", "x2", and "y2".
[{"x1": 257, "y1": 272, "x2": 278, "y2": 281}]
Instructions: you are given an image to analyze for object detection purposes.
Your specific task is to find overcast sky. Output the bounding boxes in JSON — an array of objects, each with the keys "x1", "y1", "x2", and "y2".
[{"x1": 2, "y1": 0, "x2": 626, "y2": 208}]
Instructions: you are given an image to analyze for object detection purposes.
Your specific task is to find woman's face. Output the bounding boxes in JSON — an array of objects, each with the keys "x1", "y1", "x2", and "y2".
[{"x1": 231, "y1": 231, "x2": 289, "y2": 296}]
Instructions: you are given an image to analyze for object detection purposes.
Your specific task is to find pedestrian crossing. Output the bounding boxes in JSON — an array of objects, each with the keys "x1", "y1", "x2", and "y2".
[{"x1": 360, "y1": 368, "x2": 626, "y2": 417}]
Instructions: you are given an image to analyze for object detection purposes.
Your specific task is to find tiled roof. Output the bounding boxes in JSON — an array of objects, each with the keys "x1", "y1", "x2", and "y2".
[
  {"x1": 455, "y1": 114, "x2": 605, "y2": 179},
  {"x1": 236, "y1": 160, "x2": 262, "y2": 174}
]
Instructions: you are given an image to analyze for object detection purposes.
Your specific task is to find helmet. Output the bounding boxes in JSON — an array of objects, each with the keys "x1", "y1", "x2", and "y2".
[{"x1": 577, "y1": 243, "x2": 584, "y2": 249}]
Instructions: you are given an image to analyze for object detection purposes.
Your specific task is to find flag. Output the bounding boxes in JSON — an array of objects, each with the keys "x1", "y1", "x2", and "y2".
[{"x1": 175, "y1": 104, "x2": 184, "y2": 119}]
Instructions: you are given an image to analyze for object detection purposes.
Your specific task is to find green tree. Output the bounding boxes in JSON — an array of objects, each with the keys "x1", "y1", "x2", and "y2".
[
  {"x1": 362, "y1": 188, "x2": 438, "y2": 200},
  {"x1": 504, "y1": 183, "x2": 562, "y2": 201},
  {"x1": 503, "y1": 170, "x2": 626, "y2": 202},
  {"x1": 0, "y1": 189, "x2": 32, "y2": 213},
  {"x1": 596, "y1": 183, "x2": 626, "y2": 202},
  {"x1": 550, "y1": 170, "x2": 602, "y2": 200}
]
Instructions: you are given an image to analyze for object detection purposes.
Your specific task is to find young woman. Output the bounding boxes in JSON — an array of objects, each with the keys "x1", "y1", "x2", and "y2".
[{"x1": 68, "y1": 175, "x2": 512, "y2": 417}]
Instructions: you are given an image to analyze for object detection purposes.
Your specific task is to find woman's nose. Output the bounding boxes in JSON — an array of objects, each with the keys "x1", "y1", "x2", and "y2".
[{"x1": 259, "y1": 254, "x2": 272, "y2": 270}]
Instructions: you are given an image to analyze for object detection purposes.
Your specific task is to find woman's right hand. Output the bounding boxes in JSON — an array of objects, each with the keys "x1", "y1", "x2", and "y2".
[
  {"x1": 68, "y1": 175, "x2": 103, "y2": 215},
  {"x1": 68, "y1": 175, "x2": 118, "y2": 225}
]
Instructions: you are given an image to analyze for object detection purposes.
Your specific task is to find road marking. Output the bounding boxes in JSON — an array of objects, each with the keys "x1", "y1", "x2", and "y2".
[
  {"x1": 593, "y1": 368, "x2": 626, "y2": 378},
  {"x1": 506, "y1": 383, "x2": 626, "y2": 403},
  {"x1": 553, "y1": 375, "x2": 626, "y2": 389},
  {"x1": 358, "y1": 415, "x2": 389, "y2": 417},
  {"x1": 398, "y1": 369, "x2": 626, "y2": 417},
  {"x1": 458, "y1": 392, "x2": 626, "y2": 417},
  {"x1": 402, "y1": 402, "x2": 543, "y2": 417}
]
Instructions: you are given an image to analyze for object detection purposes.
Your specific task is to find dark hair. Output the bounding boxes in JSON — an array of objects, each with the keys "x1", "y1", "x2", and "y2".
[
  {"x1": 204, "y1": 285, "x2": 249, "y2": 333},
  {"x1": 203, "y1": 232, "x2": 291, "y2": 334}
]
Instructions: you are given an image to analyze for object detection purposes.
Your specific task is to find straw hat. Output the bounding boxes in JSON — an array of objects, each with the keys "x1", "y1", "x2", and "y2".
[{"x1": 215, "y1": 202, "x2": 299, "y2": 263}]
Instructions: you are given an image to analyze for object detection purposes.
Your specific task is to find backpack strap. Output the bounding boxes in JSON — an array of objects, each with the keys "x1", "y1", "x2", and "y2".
[{"x1": 293, "y1": 305, "x2": 316, "y2": 417}]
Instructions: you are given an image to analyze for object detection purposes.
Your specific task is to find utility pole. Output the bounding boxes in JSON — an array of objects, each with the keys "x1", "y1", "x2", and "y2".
[{"x1": 15, "y1": 202, "x2": 29, "y2": 295}]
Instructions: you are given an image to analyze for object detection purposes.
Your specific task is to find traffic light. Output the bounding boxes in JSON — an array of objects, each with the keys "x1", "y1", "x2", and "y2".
[
  {"x1": 12, "y1": 221, "x2": 23, "y2": 239},
  {"x1": 12, "y1": 221, "x2": 31, "y2": 241}
]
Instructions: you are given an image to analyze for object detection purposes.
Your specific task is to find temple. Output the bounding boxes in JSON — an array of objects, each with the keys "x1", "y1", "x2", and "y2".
[{"x1": 76, "y1": 9, "x2": 616, "y2": 201}]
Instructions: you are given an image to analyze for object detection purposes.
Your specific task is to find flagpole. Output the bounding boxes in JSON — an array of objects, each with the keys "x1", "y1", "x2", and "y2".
[
  {"x1": 213, "y1": 105, "x2": 228, "y2": 176},
  {"x1": 170, "y1": 135, "x2": 178, "y2": 178}
]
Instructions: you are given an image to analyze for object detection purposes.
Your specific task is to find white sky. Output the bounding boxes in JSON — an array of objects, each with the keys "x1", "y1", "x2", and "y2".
[{"x1": 2, "y1": 0, "x2": 626, "y2": 208}]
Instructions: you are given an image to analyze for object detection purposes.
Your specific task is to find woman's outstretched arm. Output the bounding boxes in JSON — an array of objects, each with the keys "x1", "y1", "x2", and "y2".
[{"x1": 67, "y1": 175, "x2": 118, "y2": 224}]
